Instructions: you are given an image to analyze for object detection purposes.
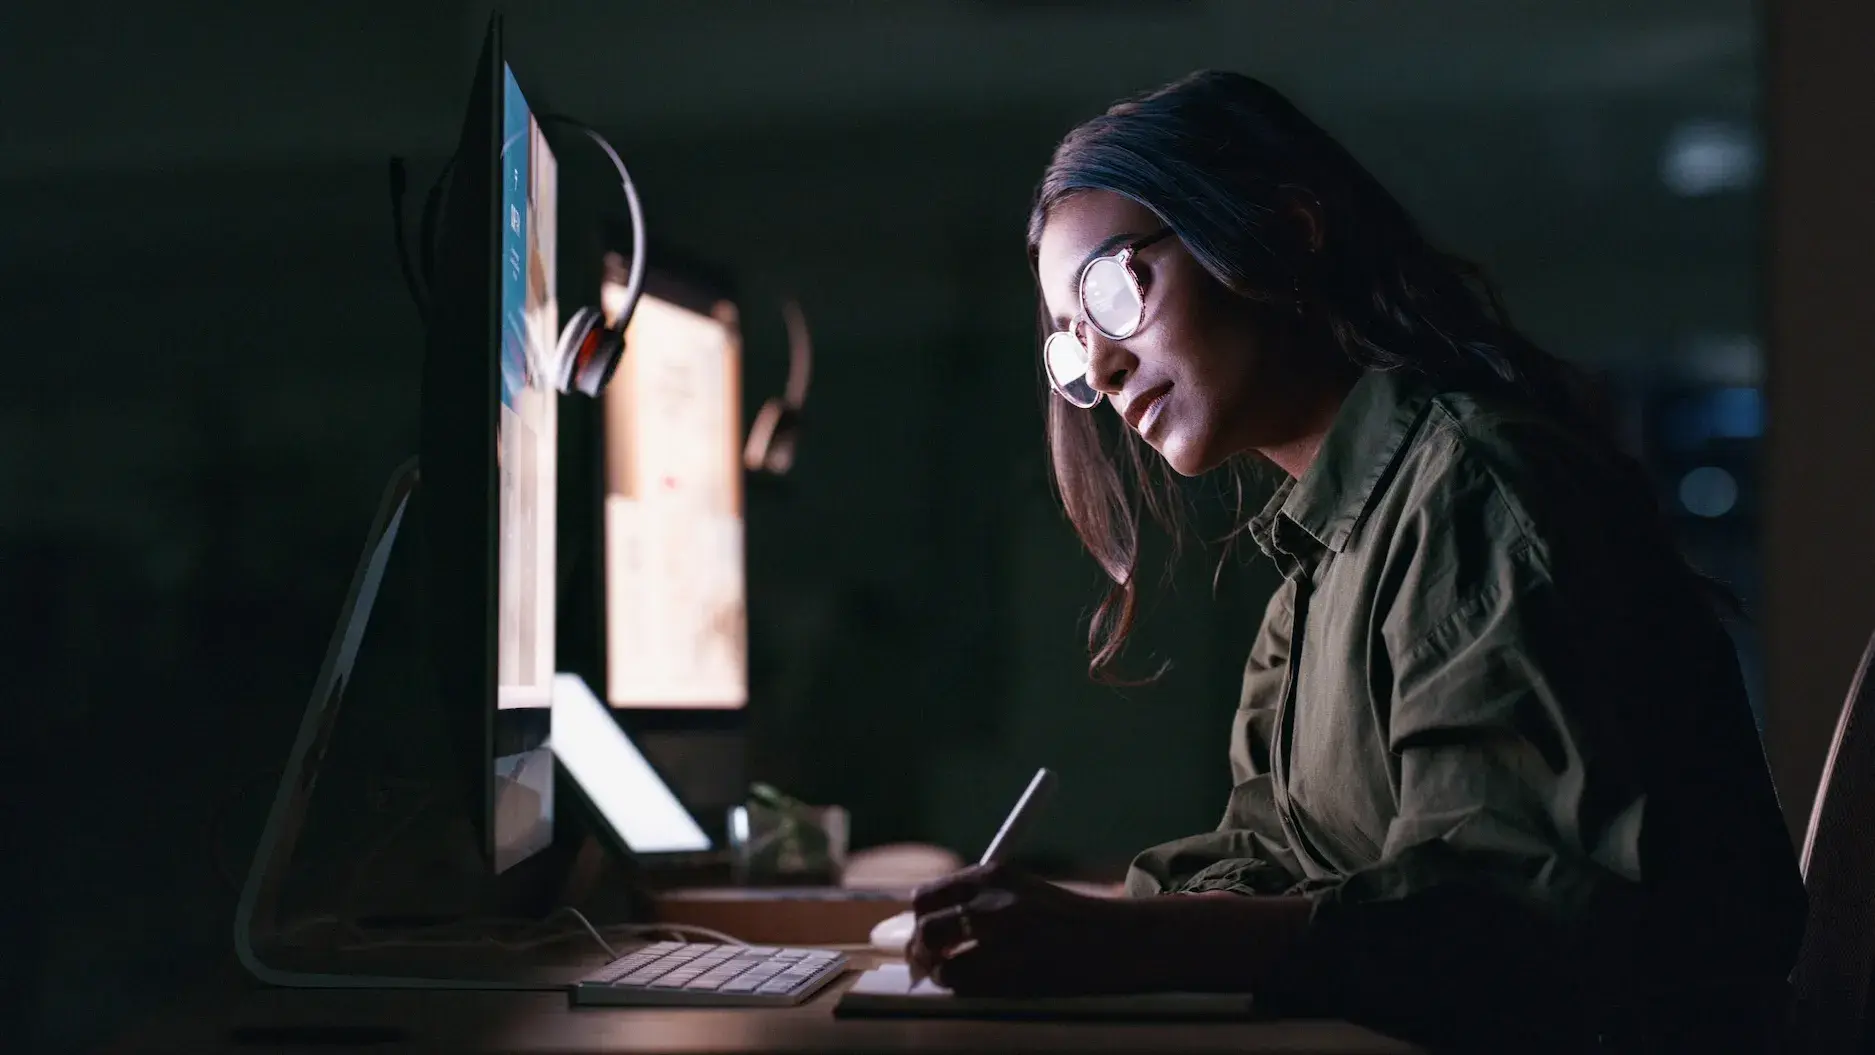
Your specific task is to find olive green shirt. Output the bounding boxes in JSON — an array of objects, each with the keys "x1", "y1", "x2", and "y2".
[{"x1": 1126, "y1": 369, "x2": 1805, "y2": 1043}]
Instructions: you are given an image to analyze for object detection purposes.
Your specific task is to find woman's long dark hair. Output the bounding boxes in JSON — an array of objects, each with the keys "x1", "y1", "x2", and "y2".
[{"x1": 1029, "y1": 71, "x2": 1719, "y2": 682}]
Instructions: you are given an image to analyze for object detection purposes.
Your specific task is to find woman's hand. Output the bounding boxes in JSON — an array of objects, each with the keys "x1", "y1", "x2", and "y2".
[{"x1": 906, "y1": 863, "x2": 1147, "y2": 997}]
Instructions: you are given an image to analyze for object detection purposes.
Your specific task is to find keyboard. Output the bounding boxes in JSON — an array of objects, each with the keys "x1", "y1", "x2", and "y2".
[{"x1": 569, "y1": 941, "x2": 850, "y2": 1008}]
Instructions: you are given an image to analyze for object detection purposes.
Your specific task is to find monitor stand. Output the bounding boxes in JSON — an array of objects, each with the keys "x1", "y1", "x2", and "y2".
[{"x1": 232, "y1": 458, "x2": 575, "y2": 991}]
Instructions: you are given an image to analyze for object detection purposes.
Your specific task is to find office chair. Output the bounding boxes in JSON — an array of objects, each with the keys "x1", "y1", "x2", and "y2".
[{"x1": 1787, "y1": 628, "x2": 1875, "y2": 1054}]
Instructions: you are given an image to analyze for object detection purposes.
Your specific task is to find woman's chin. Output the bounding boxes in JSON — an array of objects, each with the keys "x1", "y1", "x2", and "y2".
[{"x1": 1153, "y1": 430, "x2": 1222, "y2": 478}]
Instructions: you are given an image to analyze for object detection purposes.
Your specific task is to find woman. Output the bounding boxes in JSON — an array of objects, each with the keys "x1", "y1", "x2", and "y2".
[{"x1": 907, "y1": 72, "x2": 1806, "y2": 1052}]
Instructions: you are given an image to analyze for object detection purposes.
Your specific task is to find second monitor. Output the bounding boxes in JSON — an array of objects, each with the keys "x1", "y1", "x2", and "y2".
[{"x1": 601, "y1": 271, "x2": 749, "y2": 711}]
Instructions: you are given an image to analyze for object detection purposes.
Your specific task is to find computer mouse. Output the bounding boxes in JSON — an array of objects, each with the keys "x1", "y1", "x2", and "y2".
[
  {"x1": 869, "y1": 909, "x2": 917, "y2": 955},
  {"x1": 842, "y1": 843, "x2": 965, "y2": 890}
]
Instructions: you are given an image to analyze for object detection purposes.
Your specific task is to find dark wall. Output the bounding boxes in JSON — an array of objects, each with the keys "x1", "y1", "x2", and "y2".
[{"x1": 6, "y1": 160, "x2": 432, "y2": 1053}]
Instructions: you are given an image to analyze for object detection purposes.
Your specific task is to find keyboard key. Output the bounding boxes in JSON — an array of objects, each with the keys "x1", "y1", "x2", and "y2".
[
  {"x1": 598, "y1": 959, "x2": 649, "y2": 984},
  {"x1": 741, "y1": 965, "x2": 783, "y2": 981},
  {"x1": 621, "y1": 966, "x2": 672, "y2": 985}
]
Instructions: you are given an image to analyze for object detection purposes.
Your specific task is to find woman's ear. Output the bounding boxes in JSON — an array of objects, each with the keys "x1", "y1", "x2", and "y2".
[{"x1": 1278, "y1": 186, "x2": 1325, "y2": 255}]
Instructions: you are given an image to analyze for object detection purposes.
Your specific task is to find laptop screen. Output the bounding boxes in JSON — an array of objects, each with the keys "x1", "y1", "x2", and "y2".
[{"x1": 550, "y1": 673, "x2": 712, "y2": 854}]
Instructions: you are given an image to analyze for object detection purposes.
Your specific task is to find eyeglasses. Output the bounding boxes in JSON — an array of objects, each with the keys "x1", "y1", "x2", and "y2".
[{"x1": 1042, "y1": 228, "x2": 1174, "y2": 409}]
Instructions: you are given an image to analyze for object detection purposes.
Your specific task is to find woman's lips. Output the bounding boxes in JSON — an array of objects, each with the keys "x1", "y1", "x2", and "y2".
[{"x1": 1129, "y1": 386, "x2": 1172, "y2": 439}]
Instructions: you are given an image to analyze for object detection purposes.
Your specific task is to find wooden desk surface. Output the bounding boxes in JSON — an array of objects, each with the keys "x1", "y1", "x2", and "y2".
[{"x1": 110, "y1": 949, "x2": 1421, "y2": 1055}]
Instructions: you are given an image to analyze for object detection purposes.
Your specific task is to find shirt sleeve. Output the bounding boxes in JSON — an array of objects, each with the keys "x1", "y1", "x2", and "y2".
[
  {"x1": 1125, "y1": 583, "x2": 1305, "y2": 899},
  {"x1": 1262, "y1": 563, "x2": 1650, "y2": 1037}
]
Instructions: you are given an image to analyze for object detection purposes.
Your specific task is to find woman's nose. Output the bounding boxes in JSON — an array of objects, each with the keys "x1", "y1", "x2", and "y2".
[{"x1": 1084, "y1": 331, "x2": 1136, "y2": 396}]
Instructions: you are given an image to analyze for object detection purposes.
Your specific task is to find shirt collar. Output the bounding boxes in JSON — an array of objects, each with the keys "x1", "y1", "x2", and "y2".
[{"x1": 1247, "y1": 369, "x2": 1434, "y2": 564}]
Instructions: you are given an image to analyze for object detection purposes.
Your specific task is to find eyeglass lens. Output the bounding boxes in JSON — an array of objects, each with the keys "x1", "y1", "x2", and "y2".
[
  {"x1": 1044, "y1": 331, "x2": 1100, "y2": 408},
  {"x1": 1043, "y1": 254, "x2": 1145, "y2": 407},
  {"x1": 1080, "y1": 257, "x2": 1142, "y2": 338}
]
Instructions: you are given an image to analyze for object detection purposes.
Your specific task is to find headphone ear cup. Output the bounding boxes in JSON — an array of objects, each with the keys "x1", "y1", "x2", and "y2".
[
  {"x1": 743, "y1": 399, "x2": 801, "y2": 476},
  {"x1": 762, "y1": 407, "x2": 799, "y2": 475},
  {"x1": 554, "y1": 307, "x2": 600, "y2": 394},
  {"x1": 555, "y1": 306, "x2": 627, "y2": 398},
  {"x1": 571, "y1": 324, "x2": 626, "y2": 398}
]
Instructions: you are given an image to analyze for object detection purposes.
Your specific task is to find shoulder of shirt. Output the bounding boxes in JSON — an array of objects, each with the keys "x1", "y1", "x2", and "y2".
[{"x1": 1377, "y1": 385, "x2": 1609, "y2": 573}]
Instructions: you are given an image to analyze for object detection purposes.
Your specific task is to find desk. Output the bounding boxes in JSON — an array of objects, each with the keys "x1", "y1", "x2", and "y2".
[{"x1": 111, "y1": 949, "x2": 1420, "y2": 1055}]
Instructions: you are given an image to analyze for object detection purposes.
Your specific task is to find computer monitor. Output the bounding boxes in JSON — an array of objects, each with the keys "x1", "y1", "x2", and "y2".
[
  {"x1": 601, "y1": 278, "x2": 749, "y2": 710},
  {"x1": 421, "y1": 16, "x2": 558, "y2": 875}
]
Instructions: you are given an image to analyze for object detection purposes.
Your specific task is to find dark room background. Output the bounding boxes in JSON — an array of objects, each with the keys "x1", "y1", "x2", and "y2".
[{"x1": 4, "y1": 2, "x2": 1764, "y2": 1051}]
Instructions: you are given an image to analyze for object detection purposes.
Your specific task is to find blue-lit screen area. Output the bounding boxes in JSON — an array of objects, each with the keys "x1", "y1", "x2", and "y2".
[{"x1": 497, "y1": 66, "x2": 558, "y2": 713}]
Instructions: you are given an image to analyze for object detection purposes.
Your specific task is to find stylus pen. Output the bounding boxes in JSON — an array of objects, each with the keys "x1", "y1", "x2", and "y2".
[
  {"x1": 978, "y1": 767, "x2": 1056, "y2": 866},
  {"x1": 909, "y1": 767, "x2": 1056, "y2": 988}
]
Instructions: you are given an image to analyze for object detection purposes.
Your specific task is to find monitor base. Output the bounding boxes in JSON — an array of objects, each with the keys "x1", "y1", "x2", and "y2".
[{"x1": 232, "y1": 458, "x2": 584, "y2": 991}]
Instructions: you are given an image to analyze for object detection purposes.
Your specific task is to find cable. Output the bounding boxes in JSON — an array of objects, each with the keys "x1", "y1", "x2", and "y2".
[
  {"x1": 616, "y1": 923, "x2": 750, "y2": 947},
  {"x1": 554, "y1": 907, "x2": 617, "y2": 959},
  {"x1": 269, "y1": 912, "x2": 755, "y2": 957}
]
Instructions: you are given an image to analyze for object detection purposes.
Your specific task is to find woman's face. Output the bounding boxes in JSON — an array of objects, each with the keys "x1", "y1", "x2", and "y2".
[{"x1": 1036, "y1": 190, "x2": 1317, "y2": 477}]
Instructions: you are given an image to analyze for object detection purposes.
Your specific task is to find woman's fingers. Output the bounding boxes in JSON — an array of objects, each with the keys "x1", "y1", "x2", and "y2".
[
  {"x1": 910, "y1": 903, "x2": 979, "y2": 962},
  {"x1": 930, "y1": 944, "x2": 1008, "y2": 994},
  {"x1": 910, "y1": 863, "x2": 998, "y2": 916},
  {"x1": 907, "y1": 866, "x2": 1047, "y2": 992}
]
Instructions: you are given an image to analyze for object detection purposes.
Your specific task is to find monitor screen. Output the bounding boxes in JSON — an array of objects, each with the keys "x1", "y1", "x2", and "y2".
[
  {"x1": 551, "y1": 674, "x2": 713, "y2": 854},
  {"x1": 497, "y1": 65, "x2": 558, "y2": 712},
  {"x1": 602, "y1": 293, "x2": 749, "y2": 709}
]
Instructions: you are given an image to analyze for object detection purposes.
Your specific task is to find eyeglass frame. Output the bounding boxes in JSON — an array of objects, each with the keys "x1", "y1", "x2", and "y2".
[{"x1": 1042, "y1": 227, "x2": 1175, "y2": 408}]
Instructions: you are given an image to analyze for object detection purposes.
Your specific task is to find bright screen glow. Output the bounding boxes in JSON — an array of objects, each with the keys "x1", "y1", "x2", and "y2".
[
  {"x1": 550, "y1": 673, "x2": 712, "y2": 854},
  {"x1": 603, "y1": 295, "x2": 748, "y2": 708},
  {"x1": 497, "y1": 66, "x2": 558, "y2": 710}
]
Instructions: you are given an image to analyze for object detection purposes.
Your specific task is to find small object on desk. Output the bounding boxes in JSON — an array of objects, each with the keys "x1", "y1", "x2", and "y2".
[
  {"x1": 728, "y1": 784, "x2": 850, "y2": 886},
  {"x1": 835, "y1": 964, "x2": 1258, "y2": 1021},
  {"x1": 869, "y1": 910, "x2": 917, "y2": 955},
  {"x1": 900, "y1": 767, "x2": 1056, "y2": 985},
  {"x1": 842, "y1": 842, "x2": 965, "y2": 889},
  {"x1": 569, "y1": 941, "x2": 848, "y2": 1008}
]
